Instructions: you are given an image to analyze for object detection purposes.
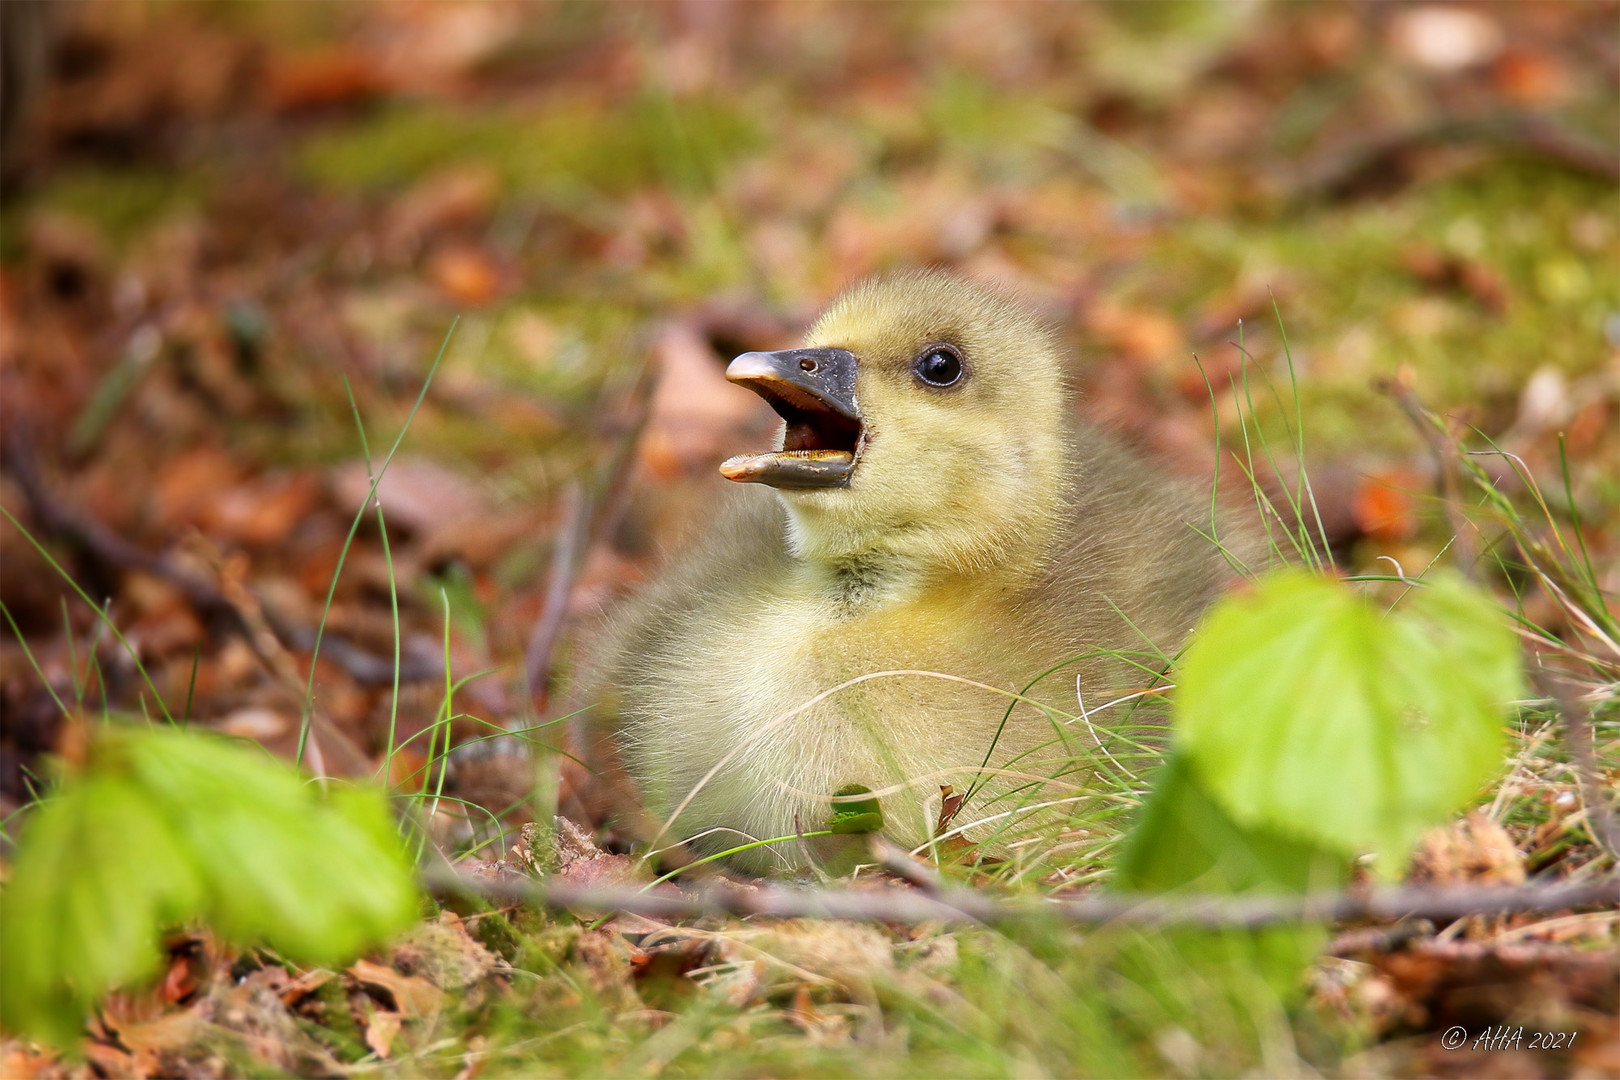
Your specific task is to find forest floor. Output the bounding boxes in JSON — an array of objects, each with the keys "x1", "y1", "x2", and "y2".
[{"x1": 1, "y1": 2, "x2": 1616, "y2": 1077}]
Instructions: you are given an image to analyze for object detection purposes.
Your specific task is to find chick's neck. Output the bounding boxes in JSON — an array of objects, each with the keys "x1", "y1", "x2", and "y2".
[{"x1": 778, "y1": 465, "x2": 1070, "y2": 614}]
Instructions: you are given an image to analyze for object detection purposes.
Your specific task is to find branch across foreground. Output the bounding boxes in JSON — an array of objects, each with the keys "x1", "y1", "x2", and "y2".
[{"x1": 427, "y1": 866, "x2": 1619, "y2": 930}]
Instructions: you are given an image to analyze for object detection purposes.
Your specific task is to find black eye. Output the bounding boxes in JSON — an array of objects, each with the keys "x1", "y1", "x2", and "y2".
[{"x1": 914, "y1": 346, "x2": 963, "y2": 387}]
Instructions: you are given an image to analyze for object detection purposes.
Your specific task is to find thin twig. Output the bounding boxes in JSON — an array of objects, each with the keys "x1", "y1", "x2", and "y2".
[
  {"x1": 589, "y1": 352, "x2": 661, "y2": 555},
  {"x1": 524, "y1": 481, "x2": 590, "y2": 710},
  {"x1": 523, "y1": 354, "x2": 659, "y2": 713},
  {"x1": 2, "y1": 427, "x2": 438, "y2": 686},
  {"x1": 1550, "y1": 678, "x2": 1620, "y2": 859},
  {"x1": 1327, "y1": 920, "x2": 1438, "y2": 957},
  {"x1": 269, "y1": 612, "x2": 439, "y2": 686},
  {"x1": 867, "y1": 834, "x2": 947, "y2": 894},
  {"x1": 1377, "y1": 377, "x2": 1480, "y2": 577},
  {"x1": 426, "y1": 868, "x2": 1619, "y2": 929},
  {"x1": 1291, "y1": 111, "x2": 1620, "y2": 201}
]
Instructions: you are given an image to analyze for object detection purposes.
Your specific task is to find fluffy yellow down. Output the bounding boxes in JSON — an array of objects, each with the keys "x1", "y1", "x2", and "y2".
[{"x1": 580, "y1": 270, "x2": 1240, "y2": 873}]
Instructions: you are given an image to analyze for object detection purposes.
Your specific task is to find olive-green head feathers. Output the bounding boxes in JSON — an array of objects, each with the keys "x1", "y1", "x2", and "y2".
[{"x1": 721, "y1": 270, "x2": 1072, "y2": 587}]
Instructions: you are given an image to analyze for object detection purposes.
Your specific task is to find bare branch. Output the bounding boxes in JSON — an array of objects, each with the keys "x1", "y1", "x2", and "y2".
[{"x1": 426, "y1": 867, "x2": 1619, "y2": 930}]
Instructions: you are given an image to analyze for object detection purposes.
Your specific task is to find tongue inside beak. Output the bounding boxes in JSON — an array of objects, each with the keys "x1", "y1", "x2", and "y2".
[{"x1": 720, "y1": 349, "x2": 862, "y2": 490}]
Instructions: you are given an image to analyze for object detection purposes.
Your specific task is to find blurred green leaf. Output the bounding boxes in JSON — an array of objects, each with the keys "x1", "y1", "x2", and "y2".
[
  {"x1": 1176, "y1": 571, "x2": 1521, "y2": 873},
  {"x1": 0, "y1": 726, "x2": 419, "y2": 1048},
  {"x1": 1114, "y1": 754, "x2": 1339, "y2": 1002},
  {"x1": 827, "y1": 783, "x2": 885, "y2": 835},
  {"x1": 1115, "y1": 753, "x2": 1343, "y2": 895},
  {"x1": 0, "y1": 774, "x2": 204, "y2": 1047}
]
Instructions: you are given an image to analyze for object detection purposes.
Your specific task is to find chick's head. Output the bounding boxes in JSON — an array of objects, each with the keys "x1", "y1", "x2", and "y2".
[{"x1": 721, "y1": 270, "x2": 1072, "y2": 582}]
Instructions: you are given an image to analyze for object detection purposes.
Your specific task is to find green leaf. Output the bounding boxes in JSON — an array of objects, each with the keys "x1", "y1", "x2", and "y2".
[
  {"x1": 0, "y1": 726, "x2": 419, "y2": 1048},
  {"x1": 1115, "y1": 753, "x2": 1344, "y2": 895},
  {"x1": 1176, "y1": 571, "x2": 1521, "y2": 873},
  {"x1": 1113, "y1": 754, "x2": 1339, "y2": 1001},
  {"x1": 120, "y1": 729, "x2": 420, "y2": 962},
  {"x1": 826, "y1": 783, "x2": 885, "y2": 835},
  {"x1": 0, "y1": 774, "x2": 204, "y2": 1047}
]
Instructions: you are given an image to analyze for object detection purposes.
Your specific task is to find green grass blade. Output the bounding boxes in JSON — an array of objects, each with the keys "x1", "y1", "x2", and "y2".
[
  {"x1": 297, "y1": 318, "x2": 458, "y2": 767},
  {"x1": 0, "y1": 507, "x2": 174, "y2": 724}
]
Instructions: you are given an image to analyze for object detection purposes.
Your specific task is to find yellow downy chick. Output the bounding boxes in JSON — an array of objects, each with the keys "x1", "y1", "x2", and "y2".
[{"x1": 582, "y1": 270, "x2": 1238, "y2": 872}]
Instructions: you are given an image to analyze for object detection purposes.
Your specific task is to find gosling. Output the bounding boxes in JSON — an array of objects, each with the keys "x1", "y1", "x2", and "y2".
[{"x1": 581, "y1": 270, "x2": 1240, "y2": 872}]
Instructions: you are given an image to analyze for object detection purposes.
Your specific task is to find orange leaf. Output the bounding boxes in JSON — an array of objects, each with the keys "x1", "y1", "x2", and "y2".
[{"x1": 1352, "y1": 470, "x2": 1421, "y2": 543}]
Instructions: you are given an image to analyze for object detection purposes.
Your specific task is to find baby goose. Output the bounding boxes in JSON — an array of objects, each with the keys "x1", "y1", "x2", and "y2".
[{"x1": 582, "y1": 270, "x2": 1237, "y2": 872}]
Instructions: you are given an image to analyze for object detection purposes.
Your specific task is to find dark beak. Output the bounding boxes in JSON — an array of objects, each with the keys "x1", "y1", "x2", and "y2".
[{"x1": 720, "y1": 348, "x2": 864, "y2": 489}]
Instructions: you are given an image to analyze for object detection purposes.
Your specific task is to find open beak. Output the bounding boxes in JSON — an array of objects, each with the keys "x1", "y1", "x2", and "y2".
[{"x1": 720, "y1": 348, "x2": 863, "y2": 489}]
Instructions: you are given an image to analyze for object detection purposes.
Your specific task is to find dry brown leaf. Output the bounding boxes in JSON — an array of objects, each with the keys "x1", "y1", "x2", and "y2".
[
  {"x1": 153, "y1": 447, "x2": 244, "y2": 532},
  {"x1": 1351, "y1": 468, "x2": 1424, "y2": 545},
  {"x1": 370, "y1": 2, "x2": 524, "y2": 85},
  {"x1": 0, "y1": 1041, "x2": 69, "y2": 1080},
  {"x1": 556, "y1": 848, "x2": 641, "y2": 891},
  {"x1": 547, "y1": 816, "x2": 646, "y2": 890},
  {"x1": 347, "y1": 958, "x2": 445, "y2": 1020},
  {"x1": 196, "y1": 471, "x2": 322, "y2": 547},
  {"x1": 83, "y1": 1040, "x2": 135, "y2": 1079},
  {"x1": 199, "y1": 965, "x2": 350, "y2": 1076},
  {"x1": 1366, "y1": 939, "x2": 1616, "y2": 1035},
  {"x1": 630, "y1": 936, "x2": 712, "y2": 1009},
  {"x1": 640, "y1": 320, "x2": 775, "y2": 479},
  {"x1": 389, "y1": 165, "x2": 502, "y2": 246},
  {"x1": 1491, "y1": 48, "x2": 1575, "y2": 106},
  {"x1": 1402, "y1": 246, "x2": 1509, "y2": 313},
  {"x1": 362, "y1": 1007, "x2": 402, "y2": 1060},
  {"x1": 331, "y1": 457, "x2": 489, "y2": 538},
  {"x1": 215, "y1": 707, "x2": 291, "y2": 743},
  {"x1": 384, "y1": 746, "x2": 429, "y2": 790},
  {"x1": 550, "y1": 815, "x2": 608, "y2": 865},
  {"x1": 418, "y1": 507, "x2": 543, "y2": 570},
  {"x1": 426, "y1": 245, "x2": 503, "y2": 307},
  {"x1": 158, "y1": 935, "x2": 215, "y2": 1006},
  {"x1": 278, "y1": 969, "x2": 335, "y2": 1008},
  {"x1": 122, "y1": 572, "x2": 204, "y2": 658},
  {"x1": 1571, "y1": 1009, "x2": 1620, "y2": 1074},
  {"x1": 265, "y1": 48, "x2": 391, "y2": 112},
  {"x1": 1087, "y1": 303, "x2": 1187, "y2": 365},
  {"x1": 108, "y1": 1011, "x2": 211, "y2": 1078}
]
